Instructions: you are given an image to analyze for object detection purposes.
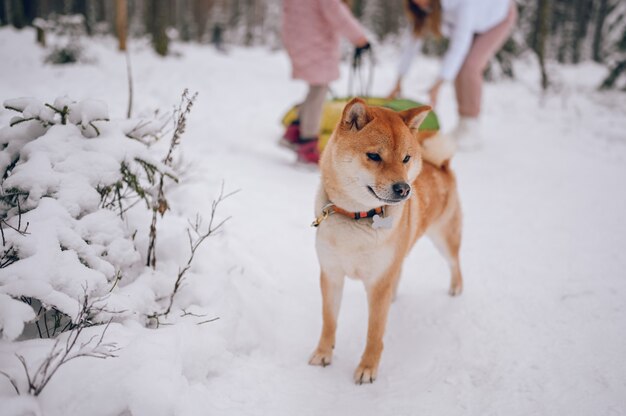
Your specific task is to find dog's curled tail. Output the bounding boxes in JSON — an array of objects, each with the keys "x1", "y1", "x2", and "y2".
[{"x1": 418, "y1": 131, "x2": 457, "y2": 169}]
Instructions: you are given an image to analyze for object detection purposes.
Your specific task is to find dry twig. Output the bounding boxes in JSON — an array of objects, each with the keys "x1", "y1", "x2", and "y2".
[
  {"x1": 147, "y1": 89, "x2": 198, "y2": 269},
  {"x1": 149, "y1": 183, "x2": 237, "y2": 326},
  {"x1": 0, "y1": 292, "x2": 119, "y2": 396}
]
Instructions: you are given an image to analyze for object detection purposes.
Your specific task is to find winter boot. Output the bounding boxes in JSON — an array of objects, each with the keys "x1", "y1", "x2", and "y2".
[
  {"x1": 279, "y1": 120, "x2": 301, "y2": 150},
  {"x1": 296, "y1": 139, "x2": 320, "y2": 164},
  {"x1": 450, "y1": 117, "x2": 482, "y2": 151}
]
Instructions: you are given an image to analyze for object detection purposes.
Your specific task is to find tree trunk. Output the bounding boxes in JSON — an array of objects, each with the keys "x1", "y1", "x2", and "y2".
[
  {"x1": 63, "y1": 0, "x2": 73, "y2": 14},
  {"x1": 177, "y1": 0, "x2": 193, "y2": 42},
  {"x1": 352, "y1": 0, "x2": 364, "y2": 18},
  {"x1": 144, "y1": 0, "x2": 153, "y2": 36},
  {"x1": 127, "y1": 0, "x2": 143, "y2": 36},
  {"x1": 244, "y1": 0, "x2": 255, "y2": 46},
  {"x1": 22, "y1": 0, "x2": 36, "y2": 25},
  {"x1": 72, "y1": 0, "x2": 85, "y2": 18},
  {"x1": 84, "y1": 0, "x2": 98, "y2": 35},
  {"x1": 193, "y1": 0, "x2": 212, "y2": 42},
  {"x1": 153, "y1": 0, "x2": 168, "y2": 56},
  {"x1": 116, "y1": 0, "x2": 127, "y2": 51},
  {"x1": 10, "y1": 0, "x2": 25, "y2": 28},
  {"x1": 37, "y1": 0, "x2": 49, "y2": 17},
  {"x1": 556, "y1": 2, "x2": 572, "y2": 63},
  {"x1": 104, "y1": 1, "x2": 116, "y2": 36},
  {"x1": 168, "y1": 0, "x2": 176, "y2": 29},
  {"x1": 592, "y1": 0, "x2": 609, "y2": 62},
  {"x1": 0, "y1": 0, "x2": 7, "y2": 26},
  {"x1": 600, "y1": 59, "x2": 626, "y2": 89},
  {"x1": 95, "y1": 0, "x2": 106, "y2": 27},
  {"x1": 571, "y1": 0, "x2": 592, "y2": 63},
  {"x1": 34, "y1": 0, "x2": 47, "y2": 46},
  {"x1": 535, "y1": 0, "x2": 550, "y2": 90}
]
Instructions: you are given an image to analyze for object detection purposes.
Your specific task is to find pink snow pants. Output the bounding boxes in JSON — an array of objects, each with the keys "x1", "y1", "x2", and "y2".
[{"x1": 455, "y1": 2, "x2": 518, "y2": 117}]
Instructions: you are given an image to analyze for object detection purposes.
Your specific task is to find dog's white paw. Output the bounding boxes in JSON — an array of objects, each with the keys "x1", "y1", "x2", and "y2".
[
  {"x1": 448, "y1": 283, "x2": 463, "y2": 297},
  {"x1": 309, "y1": 349, "x2": 333, "y2": 367},
  {"x1": 353, "y1": 364, "x2": 377, "y2": 385}
]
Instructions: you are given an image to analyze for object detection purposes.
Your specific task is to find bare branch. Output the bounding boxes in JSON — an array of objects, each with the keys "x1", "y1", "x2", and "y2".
[
  {"x1": 0, "y1": 370, "x2": 21, "y2": 395},
  {"x1": 5, "y1": 292, "x2": 119, "y2": 397},
  {"x1": 180, "y1": 309, "x2": 207, "y2": 318},
  {"x1": 126, "y1": 50, "x2": 133, "y2": 119},
  {"x1": 146, "y1": 89, "x2": 198, "y2": 269},
  {"x1": 198, "y1": 317, "x2": 220, "y2": 325},
  {"x1": 148, "y1": 184, "x2": 236, "y2": 322}
]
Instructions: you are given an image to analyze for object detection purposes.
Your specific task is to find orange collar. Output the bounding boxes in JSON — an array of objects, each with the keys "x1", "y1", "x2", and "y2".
[{"x1": 311, "y1": 203, "x2": 385, "y2": 227}]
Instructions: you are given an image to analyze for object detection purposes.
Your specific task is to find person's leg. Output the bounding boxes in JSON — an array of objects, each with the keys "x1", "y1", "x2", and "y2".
[
  {"x1": 455, "y1": 2, "x2": 518, "y2": 117},
  {"x1": 299, "y1": 84, "x2": 328, "y2": 139},
  {"x1": 294, "y1": 84, "x2": 328, "y2": 163}
]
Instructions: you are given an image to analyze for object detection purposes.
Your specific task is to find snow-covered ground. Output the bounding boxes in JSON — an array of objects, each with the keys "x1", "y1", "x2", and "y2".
[{"x1": 1, "y1": 28, "x2": 626, "y2": 416}]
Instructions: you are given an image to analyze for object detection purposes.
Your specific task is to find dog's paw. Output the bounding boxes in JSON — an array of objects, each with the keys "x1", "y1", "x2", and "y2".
[
  {"x1": 309, "y1": 349, "x2": 333, "y2": 367},
  {"x1": 353, "y1": 364, "x2": 378, "y2": 385},
  {"x1": 448, "y1": 282, "x2": 463, "y2": 297}
]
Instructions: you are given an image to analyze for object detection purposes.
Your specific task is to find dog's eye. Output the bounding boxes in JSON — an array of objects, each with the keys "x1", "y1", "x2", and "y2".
[
  {"x1": 366, "y1": 153, "x2": 382, "y2": 162},
  {"x1": 403, "y1": 155, "x2": 411, "y2": 164}
]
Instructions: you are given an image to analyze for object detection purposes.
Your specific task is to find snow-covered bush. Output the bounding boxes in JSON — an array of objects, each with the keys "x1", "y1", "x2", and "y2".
[
  {"x1": 41, "y1": 15, "x2": 91, "y2": 65},
  {"x1": 0, "y1": 94, "x2": 192, "y2": 342}
]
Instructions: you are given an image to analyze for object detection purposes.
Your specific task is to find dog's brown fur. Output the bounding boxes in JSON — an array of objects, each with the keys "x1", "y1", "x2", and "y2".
[{"x1": 310, "y1": 98, "x2": 463, "y2": 384}]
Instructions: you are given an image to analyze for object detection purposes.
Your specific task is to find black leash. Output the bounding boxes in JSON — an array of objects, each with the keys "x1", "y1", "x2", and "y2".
[{"x1": 348, "y1": 43, "x2": 374, "y2": 98}]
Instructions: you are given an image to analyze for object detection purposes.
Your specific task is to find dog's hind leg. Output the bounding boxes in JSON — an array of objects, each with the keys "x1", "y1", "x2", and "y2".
[
  {"x1": 427, "y1": 198, "x2": 463, "y2": 296},
  {"x1": 309, "y1": 270, "x2": 344, "y2": 367}
]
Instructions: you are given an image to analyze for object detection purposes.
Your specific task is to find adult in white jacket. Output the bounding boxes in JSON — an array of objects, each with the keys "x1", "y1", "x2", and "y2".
[{"x1": 388, "y1": 0, "x2": 517, "y2": 149}]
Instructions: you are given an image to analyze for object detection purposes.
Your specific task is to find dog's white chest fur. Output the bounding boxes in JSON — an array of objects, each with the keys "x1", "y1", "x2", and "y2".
[{"x1": 315, "y1": 204, "x2": 401, "y2": 284}]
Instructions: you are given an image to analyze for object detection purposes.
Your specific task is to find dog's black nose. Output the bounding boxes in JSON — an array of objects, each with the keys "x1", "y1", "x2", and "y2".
[{"x1": 392, "y1": 182, "x2": 411, "y2": 198}]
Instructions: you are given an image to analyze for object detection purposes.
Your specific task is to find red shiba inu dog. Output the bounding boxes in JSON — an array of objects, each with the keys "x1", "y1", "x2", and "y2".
[{"x1": 310, "y1": 98, "x2": 463, "y2": 384}]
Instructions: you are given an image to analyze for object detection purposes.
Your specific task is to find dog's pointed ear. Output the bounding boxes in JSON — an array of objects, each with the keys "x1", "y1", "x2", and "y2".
[
  {"x1": 342, "y1": 98, "x2": 370, "y2": 131},
  {"x1": 400, "y1": 105, "x2": 432, "y2": 133}
]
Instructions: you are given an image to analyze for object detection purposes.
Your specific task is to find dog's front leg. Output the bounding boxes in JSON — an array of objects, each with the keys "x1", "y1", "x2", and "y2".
[
  {"x1": 354, "y1": 267, "x2": 398, "y2": 384},
  {"x1": 309, "y1": 270, "x2": 344, "y2": 367}
]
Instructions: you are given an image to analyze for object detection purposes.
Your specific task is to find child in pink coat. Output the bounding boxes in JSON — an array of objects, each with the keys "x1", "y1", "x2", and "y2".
[{"x1": 282, "y1": 0, "x2": 369, "y2": 163}]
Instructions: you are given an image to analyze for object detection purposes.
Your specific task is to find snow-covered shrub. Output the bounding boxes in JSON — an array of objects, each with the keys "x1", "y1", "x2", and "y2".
[
  {"x1": 42, "y1": 15, "x2": 91, "y2": 65},
  {"x1": 0, "y1": 95, "x2": 178, "y2": 341}
]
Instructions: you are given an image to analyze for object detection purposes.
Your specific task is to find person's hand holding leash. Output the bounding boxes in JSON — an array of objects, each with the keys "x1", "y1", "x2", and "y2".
[{"x1": 353, "y1": 40, "x2": 371, "y2": 69}]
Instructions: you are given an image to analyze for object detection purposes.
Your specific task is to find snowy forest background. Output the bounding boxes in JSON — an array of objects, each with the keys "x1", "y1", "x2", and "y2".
[{"x1": 1, "y1": 0, "x2": 626, "y2": 89}]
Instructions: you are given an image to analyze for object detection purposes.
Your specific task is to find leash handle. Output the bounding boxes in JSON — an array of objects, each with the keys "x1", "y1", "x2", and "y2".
[{"x1": 348, "y1": 43, "x2": 374, "y2": 98}]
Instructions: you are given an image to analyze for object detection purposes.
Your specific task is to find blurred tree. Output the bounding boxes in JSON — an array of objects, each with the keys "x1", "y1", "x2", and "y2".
[
  {"x1": 0, "y1": 1, "x2": 7, "y2": 25},
  {"x1": 83, "y1": 0, "x2": 97, "y2": 34},
  {"x1": 571, "y1": 0, "x2": 593, "y2": 64},
  {"x1": 0, "y1": 0, "x2": 623, "y2": 89},
  {"x1": 152, "y1": 0, "x2": 168, "y2": 56},
  {"x1": 361, "y1": 0, "x2": 403, "y2": 40},
  {"x1": 37, "y1": 0, "x2": 49, "y2": 18},
  {"x1": 143, "y1": 0, "x2": 153, "y2": 36},
  {"x1": 352, "y1": 0, "x2": 364, "y2": 18},
  {"x1": 535, "y1": 0, "x2": 551, "y2": 89},
  {"x1": 601, "y1": 59, "x2": 626, "y2": 89},
  {"x1": 600, "y1": 2, "x2": 626, "y2": 89},
  {"x1": 593, "y1": 0, "x2": 610, "y2": 62},
  {"x1": 116, "y1": 0, "x2": 127, "y2": 50},
  {"x1": 9, "y1": 0, "x2": 25, "y2": 28},
  {"x1": 193, "y1": 0, "x2": 212, "y2": 42}
]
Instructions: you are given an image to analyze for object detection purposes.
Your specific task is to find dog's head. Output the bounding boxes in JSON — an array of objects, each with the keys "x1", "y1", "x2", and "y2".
[{"x1": 320, "y1": 98, "x2": 431, "y2": 210}]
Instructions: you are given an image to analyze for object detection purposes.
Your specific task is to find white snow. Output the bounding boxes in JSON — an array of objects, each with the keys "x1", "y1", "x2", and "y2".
[
  {"x1": 0, "y1": 293, "x2": 36, "y2": 341},
  {"x1": 0, "y1": 27, "x2": 625, "y2": 416}
]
